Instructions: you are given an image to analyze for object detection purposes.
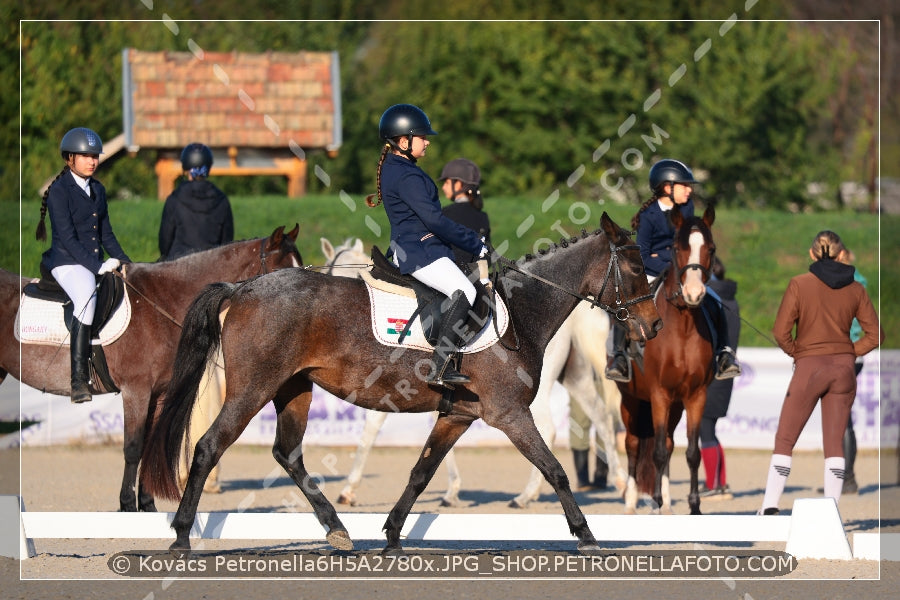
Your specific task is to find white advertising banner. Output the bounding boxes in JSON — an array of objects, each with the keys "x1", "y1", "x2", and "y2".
[{"x1": 1, "y1": 349, "x2": 895, "y2": 451}]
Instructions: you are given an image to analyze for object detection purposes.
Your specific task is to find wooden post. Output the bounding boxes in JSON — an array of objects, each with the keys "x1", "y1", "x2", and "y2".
[{"x1": 154, "y1": 158, "x2": 183, "y2": 201}]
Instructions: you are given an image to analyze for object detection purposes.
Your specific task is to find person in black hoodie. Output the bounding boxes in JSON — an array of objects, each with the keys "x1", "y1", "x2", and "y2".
[
  {"x1": 158, "y1": 143, "x2": 234, "y2": 261},
  {"x1": 699, "y1": 257, "x2": 740, "y2": 500}
]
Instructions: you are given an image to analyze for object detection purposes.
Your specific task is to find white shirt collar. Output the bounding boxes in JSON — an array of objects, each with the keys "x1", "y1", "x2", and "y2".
[
  {"x1": 656, "y1": 199, "x2": 673, "y2": 212},
  {"x1": 69, "y1": 171, "x2": 91, "y2": 195}
]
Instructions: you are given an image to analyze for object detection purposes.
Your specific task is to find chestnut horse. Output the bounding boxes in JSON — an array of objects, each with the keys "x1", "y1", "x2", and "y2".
[
  {"x1": 617, "y1": 206, "x2": 717, "y2": 515},
  {"x1": 141, "y1": 213, "x2": 661, "y2": 555},
  {"x1": 2, "y1": 226, "x2": 301, "y2": 511}
]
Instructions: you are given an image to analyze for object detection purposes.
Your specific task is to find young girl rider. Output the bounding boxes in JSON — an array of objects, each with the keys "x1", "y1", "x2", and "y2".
[
  {"x1": 605, "y1": 158, "x2": 740, "y2": 382},
  {"x1": 35, "y1": 127, "x2": 131, "y2": 404},
  {"x1": 367, "y1": 104, "x2": 488, "y2": 387}
]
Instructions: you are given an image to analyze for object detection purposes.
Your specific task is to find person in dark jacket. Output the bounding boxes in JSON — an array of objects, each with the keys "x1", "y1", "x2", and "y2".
[
  {"x1": 158, "y1": 143, "x2": 234, "y2": 261},
  {"x1": 605, "y1": 158, "x2": 740, "y2": 383},
  {"x1": 439, "y1": 157, "x2": 491, "y2": 265},
  {"x1": 759, "y1": 230, "x2": 883, "y2": 515},
  {"x1": 34, "y1": 127, "x2": 131, "y2": 404},
  {"x1": 699, "y1": 257, "x2": 741, "y2": 500},
  {"x1": 366, "y1": 104, "x2": 488, "y2": 387}
]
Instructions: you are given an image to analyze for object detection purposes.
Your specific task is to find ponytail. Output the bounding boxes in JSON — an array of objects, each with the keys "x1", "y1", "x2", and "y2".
[
  {"x1": 35, "y1": 166, "x2": 69, "y2": 241},
  {"x1": 365, "y1": 144, "x2": 391, "y2": 208},
  {"x1": 630, "y1": 196, "x2": 657, "y2": 231},
  {"x1": 810, "y1": 230, "x2": 845, "y2": 261}
]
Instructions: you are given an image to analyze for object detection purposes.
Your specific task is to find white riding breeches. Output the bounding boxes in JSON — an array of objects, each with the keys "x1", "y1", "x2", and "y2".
[
  {"x1": 410, "y1": 257, "x2": 477, "y2": 305},
  {"x1": 51, "y1": 264, "x2": 98, "y2": 325}
]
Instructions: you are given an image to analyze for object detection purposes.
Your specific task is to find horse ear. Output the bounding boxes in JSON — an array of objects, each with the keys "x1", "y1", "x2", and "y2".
[
  {"x1": 353, "y1": 238, "x2": 364, "y2": 253},
  {"x1": 287, "y1": 223, "x2": 300, "y2": 241},
  {"x1": 269, "y1": 226, "x2": 286, "y2": 249},
  {"x1": 321, "y1": 238, "x2": 335, "y2": 261},
  {"x1": 703, "y1": 204, "x2": 716, "y2": 228},
  {"x1": 599, "y1": 211, "x2": 619, "y2": 241}
]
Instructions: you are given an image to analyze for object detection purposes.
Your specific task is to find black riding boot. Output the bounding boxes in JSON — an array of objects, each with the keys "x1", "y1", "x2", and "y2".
[
  {"x1": 593, "y1": 454, "x2": 609, "y2": 489},
  {"x1": 843, "y1": 419, "x2": 858, "y2": 494},
  {"x1": 69, "y1": 319, "x2": 93, "y2": 404},
  {"x1": 427, "y1": 290, "x2": 473, "y2": 387},
  {"x1": 572, "y1": 449, "x2": 591, "y2": 491},
  {"x1": 605, "y1": 322, "x2": 629, "y2": 382},
  {"x1": 707, "y1": 296, "x2": 741, "y2": 380}
]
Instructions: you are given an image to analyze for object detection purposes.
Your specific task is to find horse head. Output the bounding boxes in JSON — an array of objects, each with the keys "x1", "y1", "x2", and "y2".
[
  {"x1": 261, "y1": 224, "x2": 303, "y2": 272},
  {"x1": 321, "y1": 237, "x2": 371, "y2": 278},
  {"x1": 670, "y1": 205, "x2": 716, "y2": 306},
  {"x1": 598, "y1": 212, "x2": 662, "y2": 342}
]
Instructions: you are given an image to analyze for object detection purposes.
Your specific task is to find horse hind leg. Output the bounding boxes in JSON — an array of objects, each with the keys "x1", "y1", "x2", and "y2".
[
  {"x1": 439, "y1": 447, "x2": 462, "y2": 507},
  {"x1": 272, "y1": 384, "x2": 352, "y2": 551}
]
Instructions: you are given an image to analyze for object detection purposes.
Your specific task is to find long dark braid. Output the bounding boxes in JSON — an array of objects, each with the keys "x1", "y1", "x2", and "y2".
[
  {"x1": 630, "y1": 195, "x2": 658, "y2": 231},
  {"x1": 35, "y1": 166, "x2": 69, "y2": 241},
  {"x1": 365, "y1": 144, "x2": 391, "y2": 208}
]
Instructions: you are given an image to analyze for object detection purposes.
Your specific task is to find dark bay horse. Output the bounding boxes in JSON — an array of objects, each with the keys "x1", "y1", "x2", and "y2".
[
  {"x1": 617, "y1": 206, "x2": 717, "y2": 515},
  {"x1": 141, "y1": 212, "x2": 662, "y2": 555},
  {"x1": 1, "y1": 225, "x2": 301, "y2": 511}
]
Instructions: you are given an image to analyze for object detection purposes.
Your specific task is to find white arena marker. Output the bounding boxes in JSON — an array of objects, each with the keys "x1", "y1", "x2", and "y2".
[
  {"x1": 0, "y1": 495, "x2": 35, "y2": 559},
  {"x1": 784, "y1": 498, "x2": 852, "y2": 560}
]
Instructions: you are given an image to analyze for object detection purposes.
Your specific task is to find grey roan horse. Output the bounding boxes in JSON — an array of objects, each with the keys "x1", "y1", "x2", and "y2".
[{"x1": 141, "y1": 212, "x2": 661, "y2": 555}]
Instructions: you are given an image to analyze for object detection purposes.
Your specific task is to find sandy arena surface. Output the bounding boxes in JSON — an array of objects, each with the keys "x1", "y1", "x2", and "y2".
[{"x1": 2, "y1": 443, "x2": 899, "y2": 599}]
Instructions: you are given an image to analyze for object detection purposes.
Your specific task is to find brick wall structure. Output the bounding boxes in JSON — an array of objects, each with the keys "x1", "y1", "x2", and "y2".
[{"x1": 122, "y1": 48, "x2": 341, "y2": 198}]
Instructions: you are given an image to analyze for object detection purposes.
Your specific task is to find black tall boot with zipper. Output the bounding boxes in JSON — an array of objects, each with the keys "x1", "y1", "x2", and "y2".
[
  {"x1": 69, "y1": 319, "x2": 93, "y2": 404},
  {"x1": 427, "y1": 290, "x2": 474, "y2": 387}
]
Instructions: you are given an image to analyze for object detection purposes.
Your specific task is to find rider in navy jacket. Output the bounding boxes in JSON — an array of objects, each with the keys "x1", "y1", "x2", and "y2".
[
  {"x1": 605, "y1": 158, "x2": 740, "y2": 383},
  {"x1": 368, "y1": 104, "x2": 487, "y2": 388},
  {"x1": 35, "y1": 127, "x2": 131, "y2": 404}
]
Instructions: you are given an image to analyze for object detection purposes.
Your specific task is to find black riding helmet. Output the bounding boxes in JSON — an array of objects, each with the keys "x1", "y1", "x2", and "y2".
[
  {"x1": 439, "y1": 158, "x2": 481, "y2": 186},
  {"x1": 649, "y1": 158, "x2": 697, "y2": 193},
  {"x1": 180, "y1": 143, "x2": 214, "y2": 172},
  {"x1": 379, "y1": 104, "x2": 437, "y2": 161},
  {"x1": 60, "y1": 127, "x2": 103, "y2": 159}
]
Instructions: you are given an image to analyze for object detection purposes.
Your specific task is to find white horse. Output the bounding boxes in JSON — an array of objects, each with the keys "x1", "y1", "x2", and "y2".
[{"x1": 322, "y1": 237, "x2": 625, "y2": 508}]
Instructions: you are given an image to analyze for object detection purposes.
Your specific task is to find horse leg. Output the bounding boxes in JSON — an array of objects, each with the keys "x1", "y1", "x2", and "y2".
[
  {"x1": 440, "y1": 445, "x2": 462, "y2": 507},
  {"x1": 383, "y1": 415, "x2": 474, "y2": 556},
  {"x1": 119, "y1": 392, "x2": 156, "y2": 512},
  {"x1": 271, "y1": 381, "x2": 352, "y2": 551},
  {"x1": 492, "y1": 408, "x2": 600, "y2": 554},
  {"x1": 619, "y1": 395, "x2": 641, "y2": 514},
  {"x1": 683, "y1": 394, "x2": 706, "y2": 515},
  {"x1": 337, "y1": 409, "x2": 388, "y2": 505},
  {"x1": 169, "y1": 387, "x2": 273, "y2": 553}
]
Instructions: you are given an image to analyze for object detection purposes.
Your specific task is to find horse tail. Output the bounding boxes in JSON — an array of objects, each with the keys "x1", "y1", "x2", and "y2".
[{"x1": 140, "y1": 282, "x2": 237, "y2": 501}]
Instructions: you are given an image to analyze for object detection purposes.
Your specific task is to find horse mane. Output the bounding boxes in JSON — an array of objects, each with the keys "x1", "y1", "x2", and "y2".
[{"x1": 521, "y1": 229, "x2": 602, "y2": 262}]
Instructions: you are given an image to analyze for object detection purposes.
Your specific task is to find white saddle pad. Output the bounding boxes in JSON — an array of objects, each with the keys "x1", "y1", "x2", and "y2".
[
  {"x1": 14, "y1": 284, "x2": 132, "y2": 347},
  {"x1": 361, "y1": 272, "x2": 509, "y2": 353}
]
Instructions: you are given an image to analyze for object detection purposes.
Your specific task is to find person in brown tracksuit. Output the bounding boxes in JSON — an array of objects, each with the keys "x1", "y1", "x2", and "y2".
[{"x1": 758, "y1": 230, "x2": 883, "y2": 515}]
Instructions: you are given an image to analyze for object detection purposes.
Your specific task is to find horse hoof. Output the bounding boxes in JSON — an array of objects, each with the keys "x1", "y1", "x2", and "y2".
[
  {"x1": 203, "y1": 484, "x2": 222, "y2": 494},
  {"x1": 139, "y1": 503, "x2": 158, "y2": 513},
  {"x1": 169, "y1": 543, "x2": 191, "y2": 557},
  {"x1": 381, "y1": 546, "x2": 406, "y2": 557},
  {"x1": 119, "y1": 505, "x2": 137, "y2": 513},
  {"x1": 661, "y1": 506, "x2": 673, "y2": 516},
  {"x1": 336, "y1": 493, "x2": 357, "y2": 506},
  {"x1": 624, "y1": 507, "x2": 637, "y2": 515},
  {"x1": 508, "y1": 498, "x2": 528, "y2": 509},
  {"x1": 439, "y1": 497, "x2": 459, "y2": 508},
  {"x1": 577, "y1": 541, "x2": 603, "y2": 555},
  {"x1": 327, "y1": 529, "x2": 354, "y2": 551}
]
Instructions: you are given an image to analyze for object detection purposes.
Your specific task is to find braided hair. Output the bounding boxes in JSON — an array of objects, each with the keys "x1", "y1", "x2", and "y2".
[
  {"x1": 35, "y1": 166, "x2": 70, "y2": 241},
  {"x1": 810, "y1": 230, "x2": 846, "y2": 261},
  {"x1": 365, "y1": 143, "x2": 391, "y2": 208},
  {"x1": 630, "y1": 196, "x2": 658, "y2": 231}
]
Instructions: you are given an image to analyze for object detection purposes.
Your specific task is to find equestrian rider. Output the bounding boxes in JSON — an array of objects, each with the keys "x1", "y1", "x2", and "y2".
[
  {"x1": 367, "y1": 104, "x2": 488, "y2": 387},
  {"x1": 159, "y1": 142, "x2": 234, "y2": 260},
  {"x1": 35, "y1": 127, "x2": 131, "y2": 403},
  {"x1": 605, "y1": 158, "x2": 741, "y2": 382}
]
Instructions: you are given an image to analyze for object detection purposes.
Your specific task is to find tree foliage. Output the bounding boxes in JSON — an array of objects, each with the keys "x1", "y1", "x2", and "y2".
[{"x1": 6, "y1": 1, "x2": 889, "y2": 212}]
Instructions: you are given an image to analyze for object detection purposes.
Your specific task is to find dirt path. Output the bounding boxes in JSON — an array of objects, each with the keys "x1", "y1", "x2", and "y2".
[{"x1": 3, "y1": 444, "x2": 899, "y2": 599}]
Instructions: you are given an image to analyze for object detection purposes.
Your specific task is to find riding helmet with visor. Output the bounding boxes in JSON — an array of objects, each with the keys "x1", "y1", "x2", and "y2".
[
  {"x1": 60, "y1": 127, "x2": 103, "y2": 159},
  {"x1": 649, "y1": 158, "x2": 697, "y2": 192}
]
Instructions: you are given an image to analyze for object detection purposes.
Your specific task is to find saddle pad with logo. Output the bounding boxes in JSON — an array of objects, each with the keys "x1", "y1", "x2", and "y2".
[
  {"x1": 361, "y1": 272, "x2": 509, "y2": 353},
  {"x1": 14, "y1": 283, "x2": 132, "y2": 347}
]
